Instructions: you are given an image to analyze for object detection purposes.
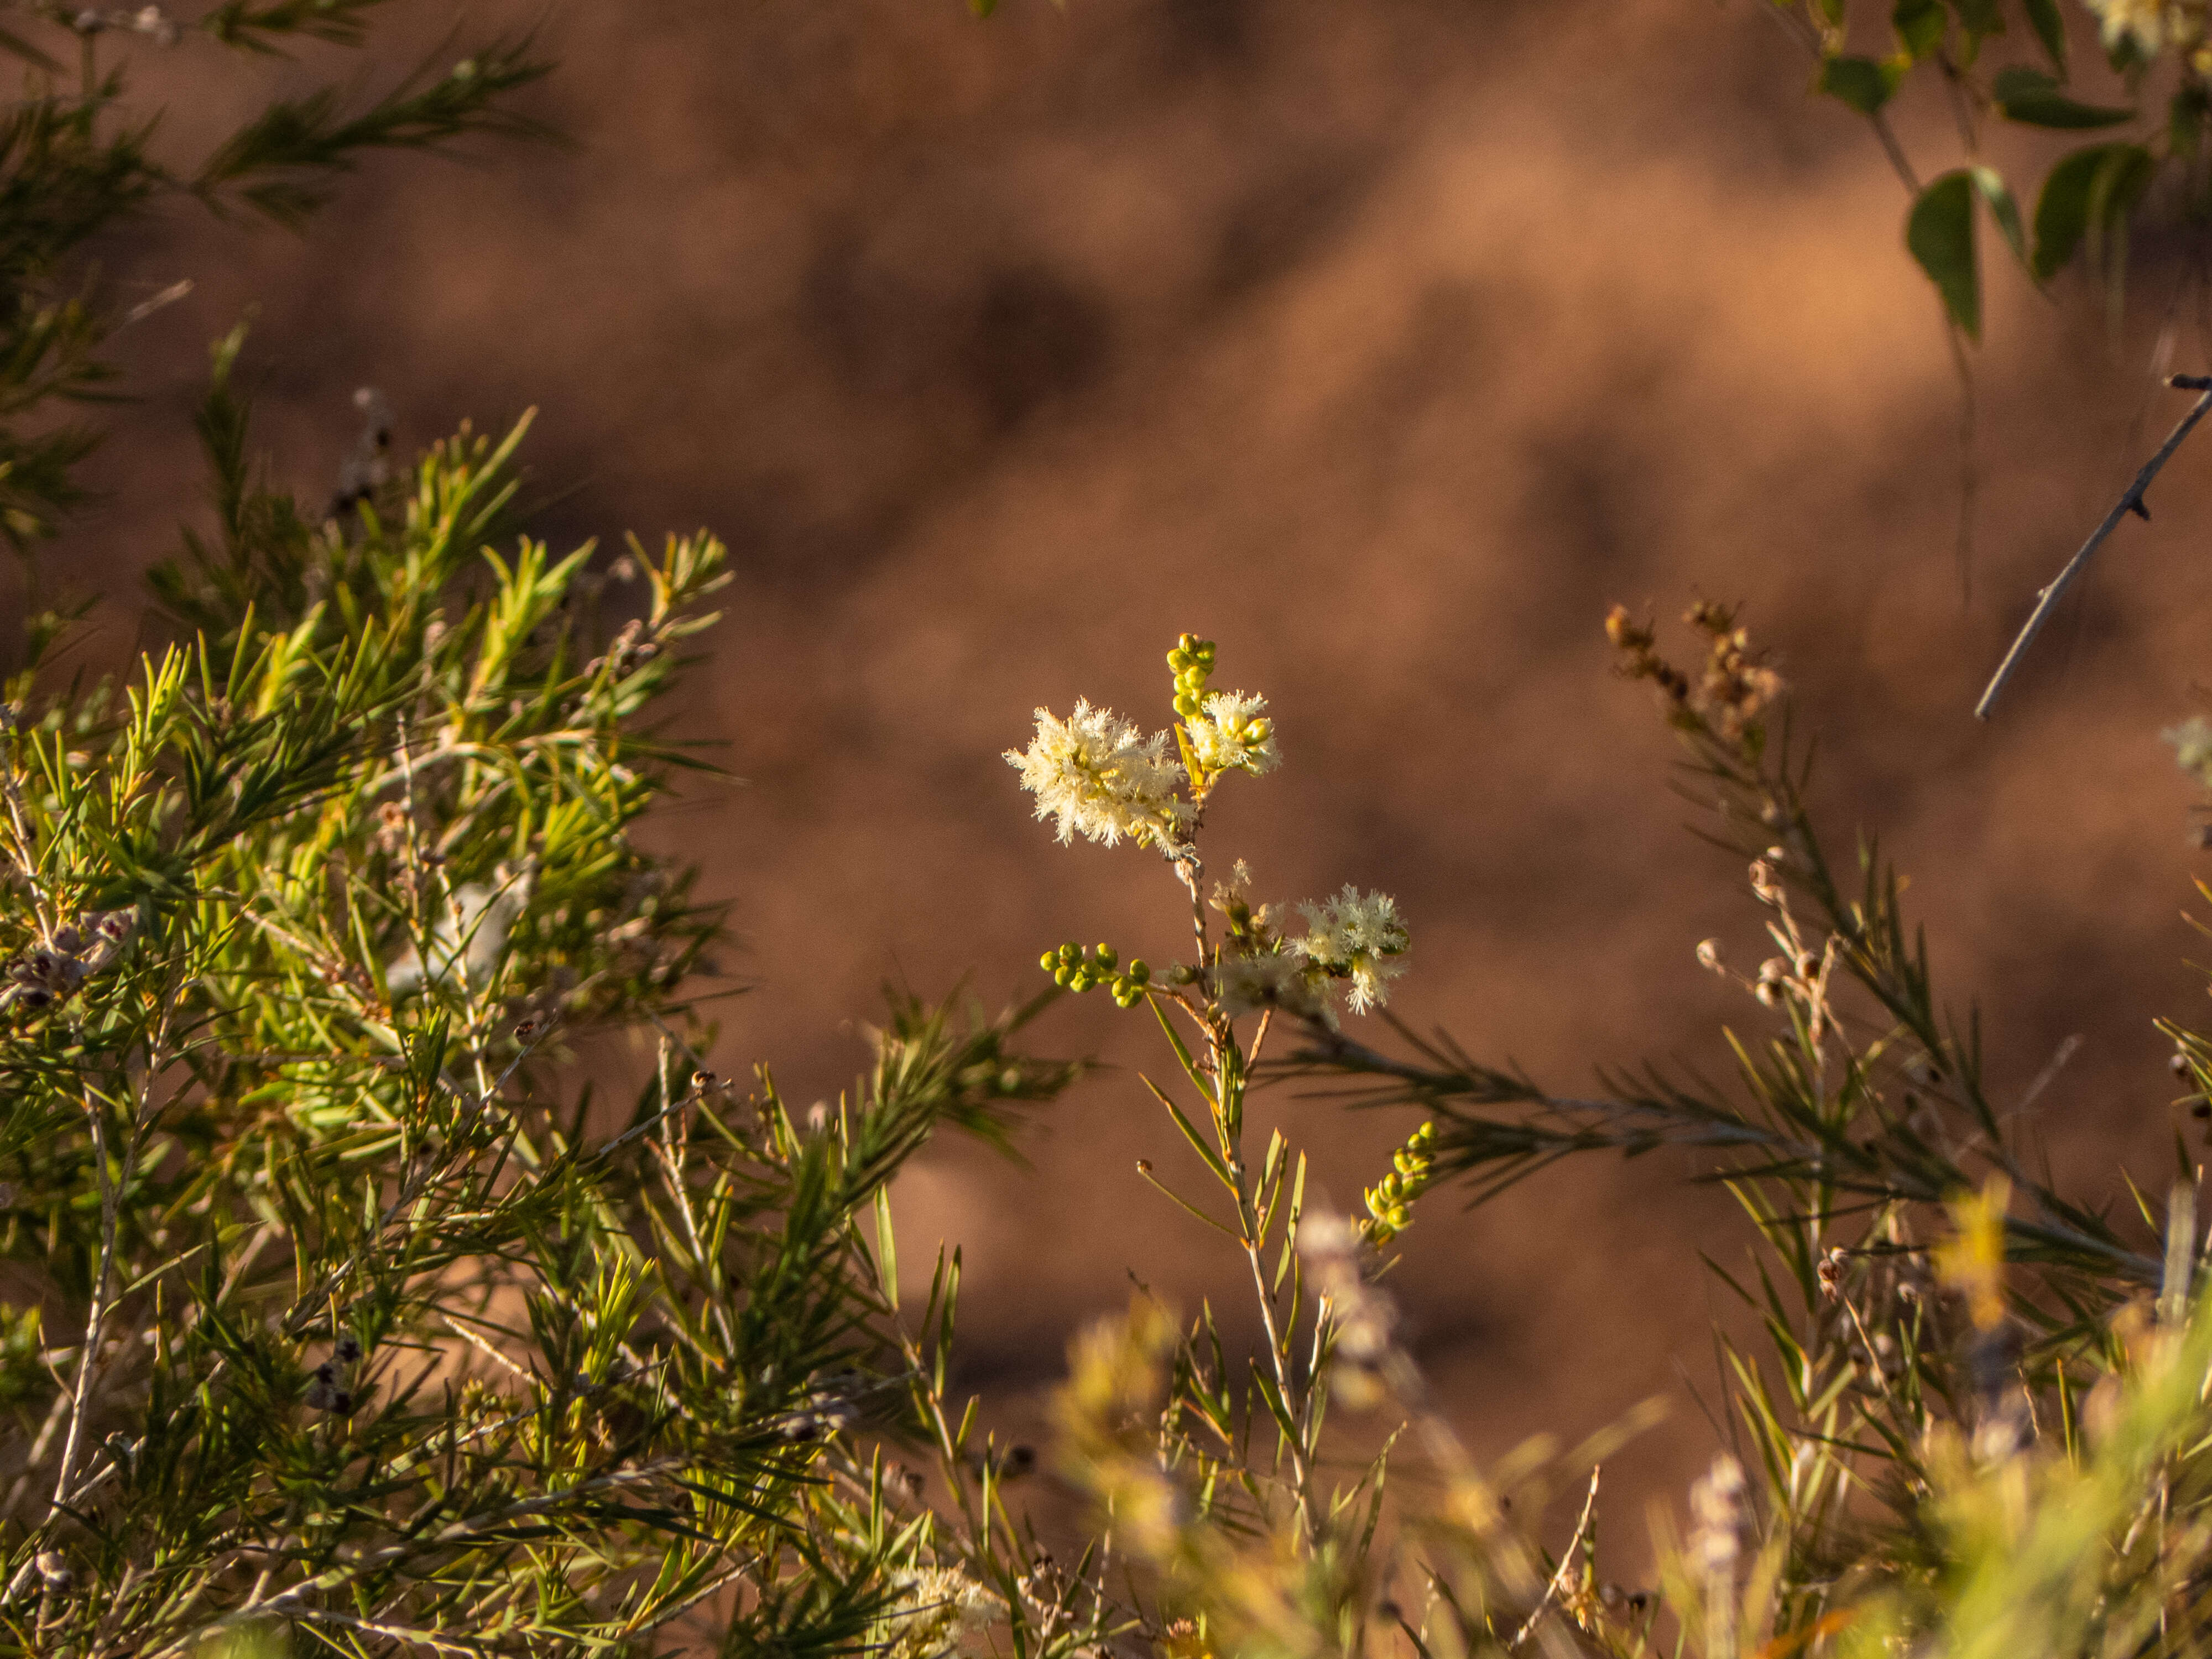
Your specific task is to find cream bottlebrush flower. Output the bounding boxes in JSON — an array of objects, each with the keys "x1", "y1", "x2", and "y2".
[
  {"x1": 1186, "y1": 688, "x2": 1281, "y2": 778},
  {"x1": 1005, "y1": 700, "x2": 1190, "y2": 849},
  {"x1": 889, "y1": 1567, "x2": 998, "y2": 1656},
  {"x1": 1292, "y1": 885, "x2": 1409, "y2": 1014}
]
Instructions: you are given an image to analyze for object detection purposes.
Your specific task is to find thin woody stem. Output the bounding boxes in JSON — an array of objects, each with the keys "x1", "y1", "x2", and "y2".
[
  {"x1": 1978, "y1": 375, "x2": 2212, "y2": 719},
  {"x1": 51, "y1": 990, "x2": 177, "y2": 1515}
]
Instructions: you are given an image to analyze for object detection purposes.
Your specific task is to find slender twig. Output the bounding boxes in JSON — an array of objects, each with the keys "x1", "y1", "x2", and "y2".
[
  {"x1": 1978, "y1": 375, "x2": 2212, "y2": 718},
  {"x1": 49, "y1": 991, "x2": 178, "y2": 1514},
  {"x1": 1508, "y1": 1465, "x2": 1602, "y2": 1652}
]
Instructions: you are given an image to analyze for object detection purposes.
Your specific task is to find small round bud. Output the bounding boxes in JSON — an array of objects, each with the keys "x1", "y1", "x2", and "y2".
[
  {"x1": 1136, "y1": 1158, "x2": 1154, "y2": 1174},
  {"x1": 1173, "y1": 692, "x2": 1199, "y2": 716},
  {"x1": 1069, "y1": 969, "x2": 1095, "y2": 993},
  {"x1": 1167, "y1": 648, "x2": 1192, "y2": 672},
  {"x1": 1094, "y1": 944, "x2": 1118, "y2": 968},
  {"x1": 1127, "y1": 959, "x2": 1150, "y2": 985},
  {"x1": 1178, "y1": 632, "x2": 1199, "y2": 653},
  {"x1": 1194, "y1": 641, "x2": 1215, "y2": 666},
  {"x1": 1040, "y1": 951, "x2": 1060, "y2": 972},
  {"x1": 1058, "y1": 942, "x2": 1082, "y2": 964},
  {"x1": 1053, "y1": 966, "x2": 1074, "y2": 988}
]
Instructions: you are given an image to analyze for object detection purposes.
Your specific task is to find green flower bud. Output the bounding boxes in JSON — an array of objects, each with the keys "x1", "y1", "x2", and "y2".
[
  {"x1": 1059, "y1": 942, "x2": 1082, "y2": 963},
  {"x1": 1244, "y1": 718, "x2": 1271, "y2": 743},
  {"x1": 1039, "y1": 951, "x2": 1058, "y2": 972},
  {"x1": 1070, "y1": 969, "x2": 1096, "y2": 993},
  {"x1": 1173, "y1": 692, "x2": 1199, "y2": 716},
  {"x1": 1094, "y1": 944, "x2": 1118, "y2": 969},
  {"x1": 1411, "y1": 1121, "x2": 1434, "y2": 1145},
  {"x1": 1053, "y1": 966, "x2": 1074, "y2": 988},
  {"x1": 1128, "y1": 959, "x2": 1150, "y2": 985},
  {"x1": 1194, "y1": 640, "x2": 1216, "y2": 666},
  {"x1": 1178, "y1": 632, "x2": 1199, "y2": 653},
  {"x1": 1167, "y1": 648, "x2": 1192, "y2": 672},
  {"x1": 1388, "y1": 1205, "x2": 1410, "y2": 1229}
]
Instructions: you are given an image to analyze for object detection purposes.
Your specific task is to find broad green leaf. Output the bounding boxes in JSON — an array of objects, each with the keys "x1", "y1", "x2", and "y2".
[
  {"x1": 2022, "y1": 0, "x2": 2068, "y2": 70},
  {"x1": 2031, "y1": 142, "x2": 2153, "y2": 280},
  {"x1": 1993, "y1": 65, "x2": 2133, "y2": 128},
  {"x1": 1907, "y1": 170, "x2": 1980, "y2": 340},
  {"x1": 1972, "y1": 166, "x2": 2028, "y2": 273},
  {"x1": 1894, "y1": 0, "x2": 1946, "y2": 60},
  {"x1": 1818, "y1": 53, "x2": 1904, "y2": 114}
]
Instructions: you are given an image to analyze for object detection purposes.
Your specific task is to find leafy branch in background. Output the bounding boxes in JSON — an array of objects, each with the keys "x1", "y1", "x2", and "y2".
[
  {"x1": 0, "y1": 358, "x2": 1103, "y2": 1652},
  {"x1": 1771, "y1": 0, "x2": 2174, "y2": 343},
  {"x1": 0, "y1": 0, "x2": 550, "y2": 638},
  {"x1": 1756, "y1": 0, "x2": 2208, "y2": 604}
]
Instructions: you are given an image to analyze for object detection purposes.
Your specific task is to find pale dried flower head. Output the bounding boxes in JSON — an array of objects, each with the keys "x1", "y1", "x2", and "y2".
[
  {"x1": 1298, "y1": 1211, "x2": 1398, "y2": 1383},
  {"x1": 1687, "y1": 1453, "x2": 1747, "y2": 1575},
  {"x1": 1749, "y1": 859, "x2": 1783, "y2": 906},
  {"x1": 1005, "y1": 701, "x2": 1190, "y2": 850}
]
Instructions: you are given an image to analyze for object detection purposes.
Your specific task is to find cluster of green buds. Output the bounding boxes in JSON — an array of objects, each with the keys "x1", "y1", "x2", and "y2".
[
  {"x1": 1040, "y1": 941, "x2": 1153, "y2": 1008},
  {"x1": 1167, "y1": 633, "x2": 1218, "y2": 718},
  {"x1": 1361, "y1": 1120, "x2": 1438, "y2": 1245}
]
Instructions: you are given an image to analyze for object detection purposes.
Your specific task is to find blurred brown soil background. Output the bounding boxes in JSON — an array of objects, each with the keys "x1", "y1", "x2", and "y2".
[{"x1": 28, "y1": 0, "x2": 2212, "y2": 1564}]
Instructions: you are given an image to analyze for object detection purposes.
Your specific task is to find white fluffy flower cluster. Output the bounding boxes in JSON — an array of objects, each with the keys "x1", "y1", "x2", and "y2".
[
  {"x1": 1186, "y1": 689, "x2": 1281, "y2": 779},
  {"x1": 1214, "y1": 947, "x2": 1323, "y2": 1021},
  {"x1": 889, "y1": 1567, "x2": 998, "y2": 1657},
  {"x1": 1004, "y1": 700, "x2": 1190, "y2": 849},
  {"x1": 1291, "y1": 885, "x2": 1409, "y2": 1013}
]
